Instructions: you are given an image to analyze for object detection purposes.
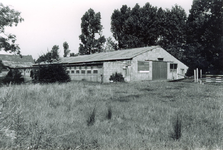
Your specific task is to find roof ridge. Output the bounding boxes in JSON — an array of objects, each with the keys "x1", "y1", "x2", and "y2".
[{"x1": 60, "y1": 46, "x2": 159, "y2": 64}]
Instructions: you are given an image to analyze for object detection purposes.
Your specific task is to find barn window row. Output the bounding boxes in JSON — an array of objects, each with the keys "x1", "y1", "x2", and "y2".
[
  {"x1": 67, "y1": 65, "x2": 102, "y2": 70},
  {"x1": 66, "y1": 68, "x2": 99, "y2": 75},
  {"x1": 66, "y1": 65, "x2": 101, "y2": 75},
  {"x1": 67, "y1": 70, "x2": 99, "y2": 74}
]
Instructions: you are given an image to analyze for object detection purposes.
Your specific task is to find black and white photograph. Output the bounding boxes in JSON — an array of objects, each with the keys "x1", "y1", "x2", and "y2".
[{"x1": 0, "y1": 0, "x2": 222, "y2": 149}]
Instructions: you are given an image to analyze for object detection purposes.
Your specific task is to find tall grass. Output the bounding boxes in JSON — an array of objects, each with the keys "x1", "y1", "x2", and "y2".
[
  {"x1": 0, "y1": 81, "x2": 222, "y2": 149},
  {"x1": 87, "y1": 107, "x2": 96, "y2": 126}
]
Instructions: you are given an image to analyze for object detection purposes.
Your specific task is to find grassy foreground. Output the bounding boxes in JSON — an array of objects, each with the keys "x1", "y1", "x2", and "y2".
[{"x1": 0, "y1": 81, "x2": 222, "y2": 150}]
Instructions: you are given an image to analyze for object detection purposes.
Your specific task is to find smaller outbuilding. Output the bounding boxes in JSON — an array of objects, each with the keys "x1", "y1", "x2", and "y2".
[
  {"x1": 59, "y1": 46, "x2": 188, "y2": 83},
  {"x1": 0, "y1": 54, "x2": 35, "y2": 81}
]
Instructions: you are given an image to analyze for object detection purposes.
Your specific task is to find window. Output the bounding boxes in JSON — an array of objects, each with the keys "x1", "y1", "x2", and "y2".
[
  {"x1": 71, "y1": 70, "x2": 75, "y2": 74},
  {"x1": 76, "y1": 70, "x2": 80, "y2": 74},
  {"x1": 93, "y1": 70, "x2": 98, "y2": 74},
  {"x1": 87, "y1": 70, "x2": 91, "y2": 74},
  {"x1": 138, "y1": 61, "x2": 150, "y2": 72},
  {"x1": 81, "y1": 70, "x2": 85, "y2": 74},
  {"x1": 67, "y1": 70, "x2": 70, "y2": 74},
  {"x1": 158, "y1": 58, "x2": 164, "y2": 61},
  {"x1": 170, "y1": 64, "x2": 177, "y2": 69},
  {"x1": 170, "y1": 63, "x2": 177, "y2": 72}
]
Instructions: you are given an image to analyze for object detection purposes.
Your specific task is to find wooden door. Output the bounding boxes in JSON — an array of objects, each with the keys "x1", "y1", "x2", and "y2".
[{"x1": 152, "y1": 61, "x2": 167, "y2": 80}]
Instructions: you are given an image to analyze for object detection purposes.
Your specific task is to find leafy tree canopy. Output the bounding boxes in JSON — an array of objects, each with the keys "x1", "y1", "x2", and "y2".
[
  {"x1": 0, "y1": 3, "x2": 24, "y2": 55},
  {"x1": 63, "y1": 41, "x2": 70, "y2": 57},
  {"x1": 111, "y1": 3, "x2": 159, "y2": 49},
  {"x1": 104, "y1": 37, "x2": 118, "y2": 52},
  {"x1": 111, "y1": 3, "x2": 187, "y2": 54},
  {"x1": 185, "y1": 0, "x2": 223, "y2": 74},
  {"x1": 79, "y1": 8, "x2": 106, "y2": 55},
  {"x1": 157, "y1": 5, "x2": 187, "y2": 60},
  {"x1": 36, "y1": 45, "x2": 60, "y2": 63}
]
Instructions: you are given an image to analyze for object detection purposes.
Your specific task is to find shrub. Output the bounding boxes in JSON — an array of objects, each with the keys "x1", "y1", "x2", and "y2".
[
  {"x1": 109, "y1": 72, "x2": 124, "y2": 82},
  {"x1": 3, "y1": 69, "x2": 24, "y2": 84},
  {"x1": 34, "y1": 64, "x2": 70, "y2": 83}
]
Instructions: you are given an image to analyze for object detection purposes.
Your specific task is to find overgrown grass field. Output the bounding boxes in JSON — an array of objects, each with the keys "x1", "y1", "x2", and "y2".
[{"x1": 0, "y1": 81, "x2": 222, "y2": 150}]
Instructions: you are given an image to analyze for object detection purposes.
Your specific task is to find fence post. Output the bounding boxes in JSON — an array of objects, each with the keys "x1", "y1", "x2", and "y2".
[
  {"x1": 200, "y1": 69, "x2": 202, "y2": 79},
  {"x1": 194, "y1": 69, "x2": 196, "y2": 82},
  {"x1": 196, "y1": 68, "x2": 199, "y2": 82}
]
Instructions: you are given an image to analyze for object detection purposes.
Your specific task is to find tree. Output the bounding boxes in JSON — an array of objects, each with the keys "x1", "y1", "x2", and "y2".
[
  {"x1": 0, "y1": 3, "x2": 24, "y2": 55},
  {"x1": 104, "y1": 37, "x2": 118, "y2": 52},
  {"x1": 36, "y1": 45, "x2": 60, "y2": 63},
  {"x1": 111, "y1": 3, "x2": 159, "y2": 49},
  {"x1": 63, "y1": 41, "x2": 70, "y2": 57},
  {"x1": 79, "y1": 8, "x2": 106, "y2": 55},
  {"x1": 51, "y1": 45, "x2": 59, "y2": 60},
  {"x1": 157, "y1": 5, "x2": 187, "y2": 60},
  {"x1": 111, "y1": 5, "x2": 133, "y2": 49},
  {"x1": 140, "y1": 3, "x2": 159, "y2": 46},
  {"x1": 185, "y1": 0, "x2": 223, "y2": 74}
]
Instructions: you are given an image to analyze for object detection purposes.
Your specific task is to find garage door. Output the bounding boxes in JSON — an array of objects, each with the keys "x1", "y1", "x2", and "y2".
[{"x1": 152, "y1": 61, "x2": 167, "y2": 80}]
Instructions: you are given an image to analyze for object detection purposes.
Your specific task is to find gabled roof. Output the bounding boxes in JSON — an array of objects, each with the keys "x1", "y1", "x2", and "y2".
[
  {"x1": 0, "y1": 54, "x2": 34, "y2": 68},
  {"x1": 60, "y1": 46, "x2": 158, "y2": 64}
]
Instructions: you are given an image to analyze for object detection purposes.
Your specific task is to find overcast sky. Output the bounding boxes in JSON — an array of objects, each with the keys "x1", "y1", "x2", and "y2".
[{"x1": 0, "y1": 0, "x2": 193, "y2": 59}]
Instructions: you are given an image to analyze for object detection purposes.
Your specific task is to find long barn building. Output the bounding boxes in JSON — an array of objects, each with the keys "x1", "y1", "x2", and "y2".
[{"x1": 57, "y1": 46, "x2": 188, "y2": 83}]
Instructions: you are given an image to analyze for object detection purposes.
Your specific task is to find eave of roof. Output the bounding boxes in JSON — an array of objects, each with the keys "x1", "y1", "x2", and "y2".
[{"x1": 0, "y1": 54, "x2": 35, "y2": 68}]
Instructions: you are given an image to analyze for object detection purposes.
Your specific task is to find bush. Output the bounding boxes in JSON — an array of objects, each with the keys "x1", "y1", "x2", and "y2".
[
  {"x1": 3, "y1": 69, "x2": 24, "y2": 84},
  {"x1": 34, "y1": 64, "x2": 70, "y2": 83},
  {"x1": 109, "y1": 72, "x2": 124, "y2": 82}
]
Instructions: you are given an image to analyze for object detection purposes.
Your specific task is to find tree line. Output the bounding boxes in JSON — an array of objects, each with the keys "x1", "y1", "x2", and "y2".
[
  {"x1": 0, "y1": 0, "x2": 222, "y2": 75},
  {"x1": 79, "y1": 0, "x2": 223, "y2": 75}
]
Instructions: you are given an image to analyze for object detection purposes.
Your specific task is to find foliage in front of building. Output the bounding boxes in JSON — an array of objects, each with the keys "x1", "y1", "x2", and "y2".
[
  {"x1": 3, "y1": 69, "x2": 24, "y2": 84},
  {"x1": 109, "y1": 72, "x2": 124, "y2": 82},
  {"x1": 33, "y1": 64, "x2": 70, "y2": 83}
]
